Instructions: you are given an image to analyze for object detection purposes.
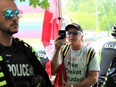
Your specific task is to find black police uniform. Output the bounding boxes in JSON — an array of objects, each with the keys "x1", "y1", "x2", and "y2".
[{"x1": 0, "y1": 38, "x2": 52, "y2": 87}]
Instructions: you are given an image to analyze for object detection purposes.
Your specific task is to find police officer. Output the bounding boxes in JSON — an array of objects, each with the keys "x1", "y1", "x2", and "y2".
[
  {"x1": 0, "y1": 0, "x2": 52, "y2": 87},
  {"x1": 98, "y1": 23, "x2": 116, "y2": 87}
]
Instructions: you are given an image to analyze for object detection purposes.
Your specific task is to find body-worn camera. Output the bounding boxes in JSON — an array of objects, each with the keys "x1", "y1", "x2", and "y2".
[{"x1": 58, "y1": 30, "x2": 66, "y2": 39}]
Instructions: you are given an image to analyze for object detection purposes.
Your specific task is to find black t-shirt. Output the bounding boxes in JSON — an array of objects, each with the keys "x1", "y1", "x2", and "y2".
[{"x1": 0, "y1": 41, "x2": 35, "y2": 87}]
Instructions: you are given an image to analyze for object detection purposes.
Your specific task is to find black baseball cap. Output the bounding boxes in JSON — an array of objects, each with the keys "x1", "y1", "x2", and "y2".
[{"x1": 65, "y1": 23, "x2": 83, "y2": 33}]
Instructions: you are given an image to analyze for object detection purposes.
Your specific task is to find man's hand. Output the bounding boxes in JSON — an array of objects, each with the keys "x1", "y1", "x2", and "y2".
[{"x1": 54, "y1": 36, "x2": 65, "y2": 50}]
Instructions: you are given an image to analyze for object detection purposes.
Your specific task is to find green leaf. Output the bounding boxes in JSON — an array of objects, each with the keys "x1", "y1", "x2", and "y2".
[
  {"x1": 19, "y1": 0, "x2": 50, "y2": 9},
  {"x1": 39, "y1": 0, "x2": 50, "y2": 9},
  {"x1": 29, "y1": 0, "x2": 40, "y2": 8}
]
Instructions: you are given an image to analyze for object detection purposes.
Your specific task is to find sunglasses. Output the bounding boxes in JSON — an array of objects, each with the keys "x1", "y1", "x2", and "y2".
[
  {"x1": 3, "y1": 9, "x2": 20, "y2": 19},
  {"x1": 67, "y1": 31, "x2": 82, "y2": 36}
]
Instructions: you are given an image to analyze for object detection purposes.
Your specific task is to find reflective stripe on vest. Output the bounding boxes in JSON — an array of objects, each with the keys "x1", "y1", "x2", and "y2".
[
  {"x1": 0, "y1": 55, "x2": 7, "y2": 86},
  {"x1": 0, "y1": 80, "x2": 7, "y2": 86},
  {"x1": 0, "y1": 72, "x2": 4, "y2": 78},
  {"x1": 0, "y1": 56, "x2": 3, "y2": 61},
  {"x1": 101, "y1": 63, "x2": 111, "y2": 87}
]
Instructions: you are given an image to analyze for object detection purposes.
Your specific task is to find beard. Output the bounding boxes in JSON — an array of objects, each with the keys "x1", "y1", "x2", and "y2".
[
  {"x1": 1, "y1": 29, "x2": 18, "y2": 35},
  {"x1": 0, "y1": 23, "x2": 18, "y2": 35}
]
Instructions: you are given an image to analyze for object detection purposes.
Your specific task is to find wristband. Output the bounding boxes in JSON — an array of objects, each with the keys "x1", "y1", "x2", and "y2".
[{"x1": 71, "y1": 85, "x2": 73, "y2": 87}]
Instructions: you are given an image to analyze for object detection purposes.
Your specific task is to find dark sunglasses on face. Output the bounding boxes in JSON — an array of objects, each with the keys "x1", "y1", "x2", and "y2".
[
  {"x1": 67, "y1": 31, "x2": 82, "y2": 36},
  {"x1": 3, "y1": 9, "x2": 20, "y2": 19}
]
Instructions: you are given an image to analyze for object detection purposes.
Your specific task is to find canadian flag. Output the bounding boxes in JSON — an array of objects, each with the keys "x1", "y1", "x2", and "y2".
[
  {"x1": 42, "y1": 0, "x2": 62, "y2": 60},
  {"x1": 41, "y1": 0, "x2": 64, "y2": 86}
]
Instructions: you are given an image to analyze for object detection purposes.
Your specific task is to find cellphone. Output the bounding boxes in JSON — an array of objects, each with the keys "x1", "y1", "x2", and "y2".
[{"x1": 58, "y1": 30, "x2": 66, "y2": 39}]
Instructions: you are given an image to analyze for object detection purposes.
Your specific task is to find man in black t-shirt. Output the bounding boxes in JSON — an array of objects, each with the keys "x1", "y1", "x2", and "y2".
[{"x1": 0, "y1": 0, "x2": 52, "y2": 87}]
